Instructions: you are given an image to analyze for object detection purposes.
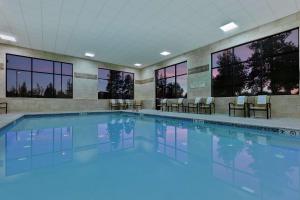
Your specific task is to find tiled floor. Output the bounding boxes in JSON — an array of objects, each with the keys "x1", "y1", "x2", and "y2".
[{"x1": 0, "y1": 109, "x2": 299, "y2": 131}]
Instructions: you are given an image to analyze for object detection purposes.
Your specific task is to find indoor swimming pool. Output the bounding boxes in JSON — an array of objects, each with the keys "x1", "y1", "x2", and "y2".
[{"x1": 0, "y1": 112, "x2": 299, "y2": 200}]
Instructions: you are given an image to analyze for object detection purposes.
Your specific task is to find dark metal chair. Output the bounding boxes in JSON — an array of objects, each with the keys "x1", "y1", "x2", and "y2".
[
  {"x1": 188, "y1": 97, "x2": 202, "y2": 113},
  {"x1": 229, "y1": 96, "x2": 248, "y2": 117},
  {"x1": 249, "y1": 95, "x2": 271, "y2": 119},
  {"x1": 199, "y1": 97, "x2": 215, "y2": 114}
]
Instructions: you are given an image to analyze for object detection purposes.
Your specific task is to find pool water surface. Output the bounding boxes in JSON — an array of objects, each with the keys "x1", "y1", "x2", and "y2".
[{"x1": 0, "y1": 112, "x2": 299, "y2": 200}]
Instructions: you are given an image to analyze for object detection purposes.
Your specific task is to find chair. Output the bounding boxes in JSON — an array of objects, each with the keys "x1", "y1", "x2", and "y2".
[
  {"x1": 229, "y1": 96, "x2": 248, "y2": 117},
  {"x1": 188, "y1": 97, "x2": 202, "y2": 113},
  {"x1": 125, "y1": 99, "x2": 134, "y2": 110},
  {"x1": 0, "y1": 102, "x2": 7, "y2": 114},
  {"x1": 199, "y1": 97, "x2": 215, "y2": 114},
  {"x1": 249, "y1": 95, "x2": 271, "y2": 119},
  {"x1": 110, "y1": 99, "x2": 119, "y2": 110},
  {"x1": 134, "y1": 100, "x2": 142, "y2": 110},
  {"x1": 170, "y1": 98, "x2": 184, "y2": 112},
  {"x1": 158, "y1": 99, "x2": 168, "y2": 111},
  {"x1": 118, "y1": 99, "x2": 126, "y2": 109}
]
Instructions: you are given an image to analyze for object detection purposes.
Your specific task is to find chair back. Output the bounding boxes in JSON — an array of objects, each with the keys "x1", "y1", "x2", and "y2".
[
  {"x1": 118, "y1": 99, "x2": 124, "y2": 104},
  {"x1": 194, "y1": 97, "x2": 202, "y2": 104},
  {"x1": 135, "y1": 100, "x2": 142, "y2": 105},
  {"x1": 125, "y1": 99, "x2": 132, "y2": 104},
  {"x1": 161, "y1": 99, "x2": 167, "y2": 104},
  {"x1": 236, "y1": 96, "x2": 246, "y2": 105},
  {"x1": 178, "y1": 98, "x2": 184, "y2": 104},
  {"x1": 256, "y1": 95, "x2": 270, "y2": 105},
  {"x1": 110, "y1": 99, "x2": 116, "y2": 104},
  {"x1": 206, "y1": 97, "x2": 214, "y2": 105}
]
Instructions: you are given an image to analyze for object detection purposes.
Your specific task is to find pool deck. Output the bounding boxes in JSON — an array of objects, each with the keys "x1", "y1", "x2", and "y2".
[{"x1": 0, "y1": 109, "x2": 300, "y2": 131}]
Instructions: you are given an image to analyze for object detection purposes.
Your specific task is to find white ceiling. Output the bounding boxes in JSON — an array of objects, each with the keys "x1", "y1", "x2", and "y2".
[{"x1": 0, "y1": 0, "x2": 300, "y2": 68}]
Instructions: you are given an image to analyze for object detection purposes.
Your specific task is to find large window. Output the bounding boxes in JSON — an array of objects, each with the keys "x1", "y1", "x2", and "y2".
[
  {"x1": 211, "y1": 28, "x2": 299, "y2": 97},
  {"x1": 98, "y1": 68, "x2": 134, "y2": 99},
  {"x1": 6, "y1": 54, "x2": 73, "y2": 98},
  {"x1": 155, "y1": 61, "x2": 188, "y2": 99}
]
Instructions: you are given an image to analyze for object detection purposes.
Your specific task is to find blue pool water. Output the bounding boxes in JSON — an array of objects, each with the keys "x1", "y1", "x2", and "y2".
[{"x1": 0, "y1": 112, "x2": 299, "y2": 200}]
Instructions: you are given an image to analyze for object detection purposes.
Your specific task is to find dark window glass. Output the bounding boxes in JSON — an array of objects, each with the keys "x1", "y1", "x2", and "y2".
[
  {"x1": 155, "y1": 61, "x2": 188, "y2": 106},
  {"x1": 123, "y1": 73, "x2": 134, "y2": 99},
  {"x1": 212, "y1": 49, "x2": 233, "y2": 68},
  {"x1": 176, "y1": 75, "x2": 187, "y2": 98},
  {"x1": 54, "y1": 75, "x2": 62, "y2": 96},
  {"x1": 156, "y1": 79, "x2": 165, "y2": 99},
  {"x1": 6, "y1": 70, "x2": 17, "y2": 96},
  {"x1": 212, "y1": 28, "x2": 299, "y2": 97},
  {"x1": 176, "y1": 62, "x2": 187, "y2": 75},
  {"x1": 98, "y1": 79, "x2": 109, "y2": 93},
  {"x1": 62, "y1": 63, "x2": 72, "y2": 75},
  {"x1": 157, "y1": 69, "x2": 165, "y2": 79},
  {"x1": 165, "y1": 66, "x2": 175, "y2": 78},
  {"x1": 165, "y1": 77, "x2": 175, "y2": 98},
  {"x1": 6, "y1": 54, "x2": 73, "y2": 98},
  {"x1": 98, "y1": 68, "x2": 134, "y2": 99},
  {"x1": 271, "y1": 53, "x2": 299, "y2": 95},
  {"x1": 274, "y1": 29, "x2": 299, "y2": 55},
  {"x1": 33, "y1": 59, "x2": 53, "y2": 73},
  {"x1": 32, "y1": 73, "x2": 54, "y2": 97},
  {"x1": 98, "y1": 79, "x2": 110, "y2": 99},
  {"x1": 54, "y1": 62, "x2": 61, "y2": 74},
  {"x1": 7, "y1": 55, "x2": 31, "y2": 71},
  {"x1": 17, "y1": 71, "x2": 31, "y2": 97},
  {"x1": 62, "y1": 76, "x2": 73, "y2": 97},
  {"x1": 234, "y1": 43, "x2": 254, "y2": 62},
  {"x1": 98, "y1": 69, "x2": 110, "y2": 79}
]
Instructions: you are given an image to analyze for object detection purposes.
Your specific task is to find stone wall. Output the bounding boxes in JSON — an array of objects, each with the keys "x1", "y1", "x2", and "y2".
[{"x1": 138, "y1": 12, "x2": 300, "y2": 117}]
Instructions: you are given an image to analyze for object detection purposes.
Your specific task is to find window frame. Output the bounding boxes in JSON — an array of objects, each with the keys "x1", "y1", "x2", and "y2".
[
  {"x1": 97, "y1": 67, "x2": 134, "y2": 99},
  {"x1": 6, "y1": 53, "x2": 73, "y2": 98},
  {"x1": 155, "y1": 61, "x2": 188, "y2": 100},
  {"x1": 211, "y1": 27, "x2": 299, "y2": 97}
]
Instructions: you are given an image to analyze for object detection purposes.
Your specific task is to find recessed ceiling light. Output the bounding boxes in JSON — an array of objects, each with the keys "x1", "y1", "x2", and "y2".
[
  {"x1": 0, "y1": 34, "x2": 16, "y2": 42},
  {"x1": 220, "y1": 22, "x2": 238, "y2": 32},
  {"x1": 85, "y1": 52, "x2": 95, "y2": 58},
  {"x1": 160, "y1": 51, "x2": 171, "y2": 56},
  {"x1": 134, "y1": 63, "x2": 142, "y2": 67}
]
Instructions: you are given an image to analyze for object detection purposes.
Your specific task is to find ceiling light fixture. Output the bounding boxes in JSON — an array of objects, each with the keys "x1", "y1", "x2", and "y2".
[
  {"x1": 220, "y1": 22, "x2": 238, "y2": 32},
  {"x1": 0, "y1": 34, "x2": 16, "y2": 42},
  {"x1": 160, "y1": 51, "x2": 171, "y2": 56},
  {"x1": 85, "y1": 52, "x2": 95, "y2": 58},
  {"x1": 134, "y1": 63, "x2": 142, "y2": 67}
]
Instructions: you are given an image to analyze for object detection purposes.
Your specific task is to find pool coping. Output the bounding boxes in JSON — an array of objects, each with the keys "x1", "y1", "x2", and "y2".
[{"x1": 0, "y1": 110, "x2": 300, "y2": 137}]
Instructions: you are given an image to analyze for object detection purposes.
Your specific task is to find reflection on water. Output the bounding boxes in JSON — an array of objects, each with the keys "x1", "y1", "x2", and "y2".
[
  {"x1": 4, "y1": 117, "x2": 135, "y2": 176},
  {"x1": 155, "y1": 119, "x2": 188, "y2": 164},
  {"x1": 0, "y1": 114, "x2": 300, "y2": 200},
  {"x1": 212, "y1": 129, "x2": 300, "y2": 199}
]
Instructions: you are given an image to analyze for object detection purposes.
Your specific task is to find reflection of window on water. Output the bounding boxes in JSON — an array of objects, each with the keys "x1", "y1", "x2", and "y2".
[
  {"x1": 5, "y1": 127, "x2": 73, "y2": 176},
  {"x1": 97, "y1": 118, "x2": 135, "y2": 153},
  {"x1": 212, "y1": 133, "x2": 300, "y2": 198},
  {"x1": 155, "y1": 121, "x2": 188, "y2": 164}
]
